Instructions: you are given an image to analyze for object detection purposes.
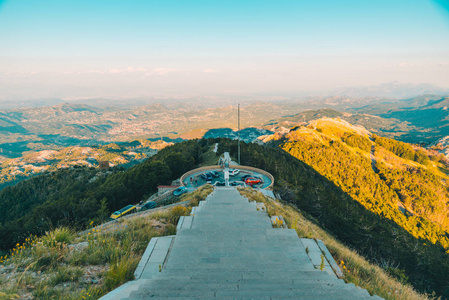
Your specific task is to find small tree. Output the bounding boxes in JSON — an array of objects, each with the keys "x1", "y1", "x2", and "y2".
[{"x1": 97, "y1": 197, "x2": 109, "y2": 223}]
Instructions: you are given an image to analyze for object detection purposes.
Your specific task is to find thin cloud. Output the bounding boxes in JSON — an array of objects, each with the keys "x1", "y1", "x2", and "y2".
[
  {"x1": 2, "y1": 71, "x2": 38, "y2": 76},
  {"x1": 397, "y1": 62, "x2": 415, "y2": 68},
  {"x1": 61, "y1": 67, "x2": 178, "y2": 76},
  {"x1": 152, "y1": 68, "x2": 177, "y2": 76},
  {"x1": 382, "y1": 62, "x2": 418, "y2": 68}
]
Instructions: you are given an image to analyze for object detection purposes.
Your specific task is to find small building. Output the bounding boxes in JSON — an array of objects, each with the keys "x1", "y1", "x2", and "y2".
[{"x1": 99, "y1": 161, "x2": 110, "y2": 170}]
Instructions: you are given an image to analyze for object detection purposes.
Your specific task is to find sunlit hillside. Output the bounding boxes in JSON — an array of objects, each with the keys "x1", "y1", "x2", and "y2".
[
  {"x1": 0, "y1": 141, "x2": 173, "y2": 191},
  {"x1": 277, "y1": 118, "x2": 449, "y2": 243}
]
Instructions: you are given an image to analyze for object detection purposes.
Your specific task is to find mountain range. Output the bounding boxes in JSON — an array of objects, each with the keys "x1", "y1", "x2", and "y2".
[
  {"x1": 331, "y1": 81, "x2": 449, "y2": 99},
  {"x1": 1, "y1": 126, "x2": 448, "y2": 297},
  {"x1": 1, "y1": 93, "x2": 449, "y2": 162}
]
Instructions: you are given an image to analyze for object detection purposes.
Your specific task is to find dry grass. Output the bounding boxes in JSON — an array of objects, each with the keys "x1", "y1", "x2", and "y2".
[
  {"x1": 310, "y1": 118, "x2": 371, "y2": 138},
  {"x1": 238, "y1": 187, "x2": 433, "y2": 300},
  {"x1": 287, "y1": 127, "x2": 328, "y2": 144},
  {"x1": 198, "y1": 146, "x2": 220, "y2": 167},
  {"x1": 0, "y1": 185, "x2": 213, "y2": 300}
]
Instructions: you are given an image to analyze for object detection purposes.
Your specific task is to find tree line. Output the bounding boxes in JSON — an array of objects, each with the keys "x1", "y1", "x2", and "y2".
[
  {"x1": 0, "y1": 140, "x2": 203, "y2": 252},
  {"x1": 217, "y1": 137, "x2": 449, "y2": 297},
  {"x1": 2, "y1": 136, "x2": 449, "y2": 297}
]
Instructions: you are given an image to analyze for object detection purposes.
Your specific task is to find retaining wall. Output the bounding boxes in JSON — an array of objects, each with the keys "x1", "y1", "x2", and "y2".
[
  {"x1": 180, "y1": 165, "x2": 274, "y2": 189},
  {"x1": 229, "y1": 165, "x2": 274, "y2": 189}
]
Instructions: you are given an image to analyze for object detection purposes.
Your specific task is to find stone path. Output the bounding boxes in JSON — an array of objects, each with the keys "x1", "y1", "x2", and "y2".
[{"x1": 104, "y1": 187, "x2": 383, "y2": 300}]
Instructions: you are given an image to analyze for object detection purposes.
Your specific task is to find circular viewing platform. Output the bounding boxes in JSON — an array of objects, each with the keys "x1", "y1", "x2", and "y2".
[{"x1": 180, "y1": 165, "x2": 274, "y2": 191}]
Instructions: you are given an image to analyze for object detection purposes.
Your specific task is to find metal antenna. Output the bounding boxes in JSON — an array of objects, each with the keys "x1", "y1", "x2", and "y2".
[{"x1": 238, "y1": 103, "x2": 240, "y2": 165}]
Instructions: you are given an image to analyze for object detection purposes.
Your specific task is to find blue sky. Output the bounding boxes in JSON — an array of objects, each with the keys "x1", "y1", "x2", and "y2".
[{"x1": 0, "y1": 0, "x2": 448, "y2": 100}]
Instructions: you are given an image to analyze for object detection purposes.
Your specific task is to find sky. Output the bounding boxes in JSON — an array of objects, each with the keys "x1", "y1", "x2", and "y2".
[{"x1": 1, "y1": 0, "x2": 449, "y2": 100}]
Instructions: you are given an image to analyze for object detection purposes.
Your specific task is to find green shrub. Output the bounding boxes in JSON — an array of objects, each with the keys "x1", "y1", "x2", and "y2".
[
  {"x1": 164, "y1": 224, "x2": 177, "y2": 236},
  {"x1": 168, "y1": 206, "x2": 190, "y2": 224},
  {"x1": 386, "y1": 267, "x2": 410, "y2": 284},
  {"x1": 42, "y1": 227, "x2": 74, "y2": 249},
  {"x1": 30, "y1": 246, "x2": 62, "y2": 272},
  {"x1": 32, "y1": 282, "x2": 63, "y2": 299},
  {"x1": 49, "y1": 266, "x2": 83, "y2": 285},
  {"x1": 104, "y1": 254, "x2": 139, "y2": 290},
  {"x1": 64, "y1": 286, "x2": 104, "y2": 300},
  {"x1": 342, "y1": 132, "x2": 372, "y2": 152},
  {"x1": 0, "y1": 292, "x2": 20, "y2": 300},
  {"x1": 373, "y1": 134, "x2": 415, "y2": 160},
  {"x1": 72, "y1": 238, "x2": 125, "y2": 266},
  {"x1": 414, "y1": 149, "x2": 430, "y2": 165}
]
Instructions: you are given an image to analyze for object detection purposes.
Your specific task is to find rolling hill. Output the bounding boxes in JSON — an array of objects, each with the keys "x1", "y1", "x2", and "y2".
[
  {"x1": 250, "y1": 118, "x2": 449, "y2": 296},
  {"x1": 1, "y1": 135, "x2": 449, "y2": 297},
  {"x1": 352, "y1": 96, "x2": 449, "y2": 143}
]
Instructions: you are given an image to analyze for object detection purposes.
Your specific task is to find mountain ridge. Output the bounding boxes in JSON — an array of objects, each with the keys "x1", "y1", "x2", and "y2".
[{"x1": 1, "y1": 135, "x2": 449, "y2": 297}]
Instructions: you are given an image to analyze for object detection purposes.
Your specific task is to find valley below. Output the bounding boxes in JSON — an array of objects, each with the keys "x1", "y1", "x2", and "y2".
[
  {"x1": 1, "y1": 97, "x2": 449, "y2": 297},
  {"x1": 1, "y1": 94, "x2": 449, "y2": 191}
]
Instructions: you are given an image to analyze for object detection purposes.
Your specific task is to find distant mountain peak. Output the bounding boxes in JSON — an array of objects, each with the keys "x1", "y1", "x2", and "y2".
[
  {"x1": 332, "y1": 82, "x2": 449, "y2": 99},
  {"x1": 51, "y1": 102, "x2": 100, "y2": 114}
]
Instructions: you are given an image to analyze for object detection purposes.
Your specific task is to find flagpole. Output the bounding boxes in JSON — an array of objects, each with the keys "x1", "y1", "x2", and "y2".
[{"x1": 238, "y1": 103, "x2": 240, "y2": 165}]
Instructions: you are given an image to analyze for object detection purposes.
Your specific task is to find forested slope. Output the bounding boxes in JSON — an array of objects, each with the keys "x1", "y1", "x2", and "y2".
[
  {"x1": 2, "y1": 133, "x2": 449, "y2": 297},
  {"x1": 0, "y1": 140, "x2": 203, "y2": 251},
  {"x1": 218, "y1": 122, "x2": 449, "y2": 297},
  {"x1": 278, "y1": 119, "x2": 449, "y2": 246}
]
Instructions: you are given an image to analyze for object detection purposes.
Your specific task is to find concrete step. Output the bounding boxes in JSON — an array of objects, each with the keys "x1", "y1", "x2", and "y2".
[
  {"x1": 134, "y1": 282, "x2": 354, "y2": 291},
  {"x1": 126, "y1": 297, "x2": 363, "y2": 300},
  {"x1": 144, "y1": 277, "x2": 343, "y2": 285},
  {"x1": 190, "y1": 224, "x2": 273, "y2": 229},
  {"x1": 129, "y1": 287, "x2": 374, "y2": 299},
  {"x1": 176, "y1": 228, "x2": 294, "y2": 235},
  {"x1": 102, "y1": 187, "x2": 383, "y2": 300},
  {"x1": 162, "y1": 262, "x2": 317, "y2": 270},
  {"x1": 160, "y1": 270, "x2": 335, "y2": 280},
  {"x1": 98, "y1": 280, "x2": 140, "y2": 300},
  {"x1": 126, "y1": 297, "x2": 353, "y2": 300},
  {"x1": 134, "y1": 236, "x2": 174, "y2": 280},
  {"x1": 190, "y1": 218, "x2": 272, "y2": 224}
]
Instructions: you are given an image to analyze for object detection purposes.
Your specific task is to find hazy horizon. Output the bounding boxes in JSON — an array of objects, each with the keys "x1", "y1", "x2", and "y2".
[{"x1": 1, "y1": 0, "x2": 449, "y2": 101}]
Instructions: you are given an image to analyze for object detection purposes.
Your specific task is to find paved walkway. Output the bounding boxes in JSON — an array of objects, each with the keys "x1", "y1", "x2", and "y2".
[
  {"x1": 183, "y1": 168, "x2": 273, "y2": 191},
  {"x1": 107, "y1": 187, "x2": 382, "y2": 300}
]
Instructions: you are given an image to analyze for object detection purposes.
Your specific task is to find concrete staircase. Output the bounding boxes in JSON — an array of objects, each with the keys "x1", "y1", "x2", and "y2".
[{"x1": 104, "y1": 187, "x2": 383, "y2": 300}]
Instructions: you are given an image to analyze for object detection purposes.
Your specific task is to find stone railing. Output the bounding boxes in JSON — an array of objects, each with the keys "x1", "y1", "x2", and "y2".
[
  {"x1": 180, "y1": 166, "x2": 221, "y2": 186},
  {"x1": 180, "y1": 165, "x2": 274, "y2": 189},
  {"x1": 229, "y1": 165, "x2": 274, "y2": 189},
  {"x1": 148, "y1": 188, "x2": 178, "y2": 204}
]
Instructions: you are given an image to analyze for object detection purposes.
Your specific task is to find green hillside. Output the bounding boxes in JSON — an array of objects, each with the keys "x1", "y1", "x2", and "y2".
[
  {"x1": 264, "y1": 108, "x2": 419, "y2": 141},
  {"x1": 218, "y1": 124, "x2": 449, "y2": 297},
  {"x1": 252, "y1": 118, "x2": 449, "y2": 296},
  {"x1": 1, "y1": 185, "x2": 429, "y2": 300},
  {"x1": 0, "y1": 186, "x2": 212, "y2": 300},
  {"x1": 278, "y1": 118, "x2": 449, "y2": 243},
  {"x1": 0, "y1": 140, "x2": 202, "y2": 251},
  {"x1": 1, "y1": 134, "x2": 449, "y2": 297},
  {"x1": 353, "y1": 96, "x2": 449, "y2": 143}
]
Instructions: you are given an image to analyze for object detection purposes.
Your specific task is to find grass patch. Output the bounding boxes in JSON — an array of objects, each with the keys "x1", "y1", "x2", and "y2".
[
  {"x1": 238, "y1": 187, "x2": 432, "y2": 300},
  {"x1": 42, "y1": 227, "x2": 75, "y2": 249},
  {"x1": 49, "y1": 266, "x2": 83, "y2": 285},
  {"x1": 0, "y1": 185, "x2": 213, "y2": 300},
  {"x1": 183, "y1": 184, "x2": 213, "y2": 208},
  {"x1": 104, "y1": 254, "x2": 140, "y2": 290},
  {"x1": 199, "y1": 145, "x2": 220, "y2": 167},
  {"x1": 0, "y1": 291, "x2": 20, "y2": 300}
]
